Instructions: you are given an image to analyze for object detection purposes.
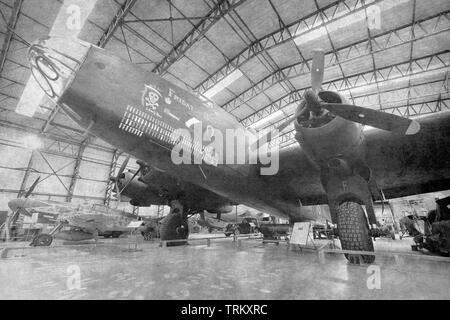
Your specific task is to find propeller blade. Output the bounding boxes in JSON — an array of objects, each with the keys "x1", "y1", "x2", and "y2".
[
  {"x1": 24, "y1": 176, "x2": 40, "y2": 198},
  {"x1": 119, "y1": 167, "x2": 142, "y2": 194},
  {"x1": 115, "y1": 179, "x2": 121, "y2": 202},
  {"x1": 311, "y1": 49, "x2": 325, "y2": 92},
  {"x1": 321, "y1": 103, "x2": 421, "y2": 135},
  {"x1": 250, "y1": 101, "x2": 307, "y2": 151},
  {"x1": 117, "y1": 155, "x2": 130, "y2": 179}
]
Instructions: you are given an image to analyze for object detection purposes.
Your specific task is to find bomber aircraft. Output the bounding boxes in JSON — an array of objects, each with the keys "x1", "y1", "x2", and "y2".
[{"x1": 23, "y1": 37, "x2": 450, "y2": 263}]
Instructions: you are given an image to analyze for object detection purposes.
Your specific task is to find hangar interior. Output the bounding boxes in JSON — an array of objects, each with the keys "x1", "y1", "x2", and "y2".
[{"x1": 0, "y1": 0, "x2": 449, "y2": 300}]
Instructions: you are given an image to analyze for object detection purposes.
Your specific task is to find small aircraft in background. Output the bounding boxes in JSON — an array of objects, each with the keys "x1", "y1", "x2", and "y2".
[{"x1": 5, "y1": 178, "x2": 143, "y2": 246}]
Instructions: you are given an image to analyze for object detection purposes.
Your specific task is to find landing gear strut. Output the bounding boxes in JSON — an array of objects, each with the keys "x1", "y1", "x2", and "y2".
[
  {"x1": 322, "y1": 166, "x2": 377, "y2": 264},
  {"x1": 160, "y1": 200, "x2": 189, "y2": 246},
  {"x1": 29, "y1": 222, "x2": 64, "y2": 246}
]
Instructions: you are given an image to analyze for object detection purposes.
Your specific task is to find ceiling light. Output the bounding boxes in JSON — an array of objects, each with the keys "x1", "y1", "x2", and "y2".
[
  {"x1": 203, "y1": 69, "x2": 243, "y2": 99},
  {"x1": 22, "y1": 135, "x2": 43, "y2": 150}
]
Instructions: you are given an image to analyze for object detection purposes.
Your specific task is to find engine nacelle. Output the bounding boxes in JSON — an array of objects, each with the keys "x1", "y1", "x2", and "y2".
[
  {"x1": 118, "y1": 171, "x2": 150, "y2": 200},
  {"x1": 294, "y1": 91, "x2": 365, "y2": 167}
]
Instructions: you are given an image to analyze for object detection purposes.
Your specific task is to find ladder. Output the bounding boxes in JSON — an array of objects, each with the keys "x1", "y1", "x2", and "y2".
[{"x1": 0, "y1": 222, "x2": 6, "y2": 241}]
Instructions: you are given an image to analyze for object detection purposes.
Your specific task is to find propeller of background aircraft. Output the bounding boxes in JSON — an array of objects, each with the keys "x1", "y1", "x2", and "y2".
[
  {"x1": 110, "y1": 155, "x2": 130, "y2": 202},
  {"x1": 252, "y1": 49, "x2": 420, "y2": 151},
  {"x1": 110, "y1": 156, "x2": 146, "y2": 202}
]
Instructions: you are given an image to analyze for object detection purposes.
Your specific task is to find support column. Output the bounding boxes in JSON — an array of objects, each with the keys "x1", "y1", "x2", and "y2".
[
  {"x1": 0, "y1": 0, "x2": 23, "y2": 74},
  {"x1": 104, "y1": 149, "x2": 120, "y2": 206},
  {"x1": 157, "y1": 205, "x2": 165, "y2": 218},
  {"x1": 18, "y1": 150, "x2": 36, "y2": 198},
  {"x1": 66, "y1": 139, "x2": 88, "y2": 202}
]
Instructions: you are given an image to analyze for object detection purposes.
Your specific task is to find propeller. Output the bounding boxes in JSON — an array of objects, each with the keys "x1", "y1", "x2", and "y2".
[
  {"x1": 250, "y1": 50, "x2": 326, "y2": 150},
  {"x1": 298, "y1": 49, "x2": 420, "y2": 135},
  {"x1": 110, "y1": 155, "x2": 130, "y2": 202},
  {"x1": 320, "y1": 103, "x2": 421, "y2": 135},
  {"x1": 110, "y1": 156, "x2": 150, "y2": 204},
  {"x1": 311, "y1": 49, "x2": 325, "y2": 93},
  {"x1": 117, "y1": 167, "x2": 143, "y2": 195},
  {"x1": 251, "y1": 48, "x2": 420, "y2": 151}
]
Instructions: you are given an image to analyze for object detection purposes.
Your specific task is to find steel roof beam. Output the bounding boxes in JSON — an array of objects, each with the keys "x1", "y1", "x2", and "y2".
[
  {"x1": 0, "y1": 116, "x2": 115, "y2": 154},
  {"x1": 224, "y1": 11, "x2": 449, "y2": 114},
  {"x1": 248, "y1": 55, "x2": 450, "y2": 129},
  {"x1": 152, "y1": 0, "x2": 247, "y2": 75},
  {"x1": 241, "y1": 50, "x2": 449, "y2": 127},
  {"x1": 96, "y1": 0, "x2": 138, "y2": 48},
  {"x1": 0, "y1": 0, "x2": 23, "y2": 75},
  {"x1": 239, "y1": 14, "x2": 450, "y2": 126},
  {"x1": 264, "y1": 72, "x2": 449, "y2": 132},
  {"x1": 195, "y1": 0, "x2": 384, "y2": 94}
]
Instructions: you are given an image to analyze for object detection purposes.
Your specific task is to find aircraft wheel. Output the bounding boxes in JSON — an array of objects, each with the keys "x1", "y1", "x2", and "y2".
[
  {"x1": 336, "y1": 201, "x2": 375, "y2": 264},
  {"x1": 160, "y1": 211, "x2": 189, "y2": 246},
  {"x1": 31, "y1": 234, "x2": 53, "y2": 247}
]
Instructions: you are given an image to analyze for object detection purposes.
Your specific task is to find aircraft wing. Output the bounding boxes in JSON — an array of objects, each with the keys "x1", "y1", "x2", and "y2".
[
  {"x1": 261, "y1": 144, "x2": 326, "y2": 206},
  {"x1": 365, "y1": 111, "x2": 450, "y2": 199},
  {"x1": 261, "y1": 111, "x2": 450, "y2": 205}
]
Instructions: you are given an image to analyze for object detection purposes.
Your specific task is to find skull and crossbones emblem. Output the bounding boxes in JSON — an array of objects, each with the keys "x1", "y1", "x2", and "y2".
[{"x1": 142, "y1": 84, "x2": 162, "y2": 111}]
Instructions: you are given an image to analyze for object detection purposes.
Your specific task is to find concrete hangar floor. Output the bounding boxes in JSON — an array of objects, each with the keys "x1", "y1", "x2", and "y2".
[{"x1": 0, "y1": 232, "x2": 448, "y2": 300}]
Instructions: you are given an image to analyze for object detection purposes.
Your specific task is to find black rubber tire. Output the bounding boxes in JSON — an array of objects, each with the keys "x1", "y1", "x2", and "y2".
[
  {"x1": 337, "y1": 201, "x2": 375, "y2": 264},
  {"x1": 160, "y1": 212, "x2": 189, "y2": 246},
  {"x1": 31, "y1": 234, "x2": 53, "y2": 247}
]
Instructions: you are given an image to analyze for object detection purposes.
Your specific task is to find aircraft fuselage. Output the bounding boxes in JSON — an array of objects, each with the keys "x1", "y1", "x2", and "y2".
[{"x1": 45, "y1": 42, "x2": 298, "y2": 219}]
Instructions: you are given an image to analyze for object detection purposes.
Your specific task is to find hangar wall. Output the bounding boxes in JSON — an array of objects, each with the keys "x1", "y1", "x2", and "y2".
[{"x1": 0, "y1": 121, "x2": 161, "y2": 216}]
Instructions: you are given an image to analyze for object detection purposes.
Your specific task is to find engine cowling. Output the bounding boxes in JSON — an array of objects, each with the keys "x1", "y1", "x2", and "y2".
[
  {"x1": 294, "y1": 91, "x2": 365, "y2": 168},
  {"x1": 115, "y1": 171, "x2": 153, "y2": 205}
]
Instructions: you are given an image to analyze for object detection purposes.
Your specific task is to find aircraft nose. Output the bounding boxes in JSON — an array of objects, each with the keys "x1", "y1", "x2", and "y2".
[{"x1": 28, "y1": 36, "x2": 91, "y2": 101}]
